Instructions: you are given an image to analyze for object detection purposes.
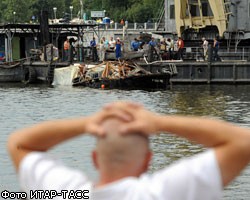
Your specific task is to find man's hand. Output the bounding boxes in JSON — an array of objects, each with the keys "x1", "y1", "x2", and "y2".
[
  {"x1": 84, "y1": 106, "x2": 133, "y2": 136},
  {"x1": 103, "y1": 101, "x2": 161, "y2": 135}
]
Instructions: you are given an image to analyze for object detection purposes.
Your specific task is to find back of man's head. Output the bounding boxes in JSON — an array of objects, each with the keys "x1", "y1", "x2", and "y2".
[{"x1": 94, "y1": 118, "x2": 151, "y2": 177}]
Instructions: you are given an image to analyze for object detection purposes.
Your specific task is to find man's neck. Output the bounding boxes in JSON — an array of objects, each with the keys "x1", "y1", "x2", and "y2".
[{"x1": 96, "y1": 170, "x2": 140, "y2": 188}]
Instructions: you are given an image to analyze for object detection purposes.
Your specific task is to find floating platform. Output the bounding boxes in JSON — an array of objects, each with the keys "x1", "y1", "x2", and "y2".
[
  {"x1": 22, "y1": 60, "x2": 250, "y2": 86},
  {"x1": 4, "y1": 58, "x2": 250, "y2": 86},
  {"x1": 164, "y1": 61, "x2": 250, "y2": 84}
]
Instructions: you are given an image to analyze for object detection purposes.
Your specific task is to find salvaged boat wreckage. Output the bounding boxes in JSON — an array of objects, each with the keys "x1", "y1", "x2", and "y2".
[{"x1": 53, "y1": 60, "x2": 177, "y2": 89}]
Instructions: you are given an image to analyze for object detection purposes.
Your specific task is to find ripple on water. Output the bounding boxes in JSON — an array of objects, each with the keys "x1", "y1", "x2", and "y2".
[{"x1": 0, "y1": 84, "x2": 250, "y2": 199}]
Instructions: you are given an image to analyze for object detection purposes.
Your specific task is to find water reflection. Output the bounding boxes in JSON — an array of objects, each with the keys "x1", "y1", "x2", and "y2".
[
  {"x1": 167, "y1": 85, "x2": 226, "y2": 117},
  {"x1": 149, "y1": 133, "x2": 204, "y2": 172}
]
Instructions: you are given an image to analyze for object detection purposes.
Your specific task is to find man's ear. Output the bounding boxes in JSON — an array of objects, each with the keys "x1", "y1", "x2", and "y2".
[{"x1": 92, "y1": 150, "x2": 99, "y2": 169}]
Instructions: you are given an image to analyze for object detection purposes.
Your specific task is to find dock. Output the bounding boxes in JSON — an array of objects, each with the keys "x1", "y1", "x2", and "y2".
[
  {"x1": 20, "y1": 59, "x2": 250, "y2": 85},
  {"x1": 168, "y1": 61, "x2": 250, "y2": 84}
]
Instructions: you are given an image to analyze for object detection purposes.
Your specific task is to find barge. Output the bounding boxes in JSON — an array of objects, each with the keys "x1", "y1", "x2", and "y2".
[
  {"x1": 2, "y1": 1, "x2": 250, "y2": 86},
  {"x1": 0, "y1": 61, "x2": 24, "y2": 82}
]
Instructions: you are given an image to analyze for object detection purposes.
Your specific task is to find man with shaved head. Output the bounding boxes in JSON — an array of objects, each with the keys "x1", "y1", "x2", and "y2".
[
  {"x1": 8, "y1": 102, "x2": 250, "y2": 200},
  {"x1": 93, "y1": 119, "x2": 151, "y2": 188}
]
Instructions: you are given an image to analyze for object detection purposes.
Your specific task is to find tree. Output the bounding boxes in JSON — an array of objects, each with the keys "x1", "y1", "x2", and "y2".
[
  {"x1": 0, "y1": 1, "x2": 7, "y2": 23},
  {"x1": 126, "y1": 3, "x2": 153, "y2": 22},
  {"x1": 32, "y1": 0, "x2": 66, "y2": 20},
  {"x1": 2, "y1": 0, "x2": 33, "y2": 23},
  {"x1": 0, "y1": 0, "x2": 164, "y2": 23}
]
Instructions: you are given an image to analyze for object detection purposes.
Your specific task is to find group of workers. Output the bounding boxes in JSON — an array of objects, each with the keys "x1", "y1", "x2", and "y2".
[
  {"x1": 202, "y1": 37, "x2": 220, "y2": 61},
  {"x1": 129, "y1": 36, "x2": 184, "y2": 61},
  {"x1": 64, "y1": 35, "x2": 221, "y2": 63},
  {"x1": 90, "y1": 36, "x2": 123, "y2": 62},
  {"x1": 130, "y1": 36, "x2": 184, "y2": 61},
  {"x1": 143, "y1": 36, "x2": 220, "y2": 62},
  {"x1": 130, "y1": 36, "x2": 221, "y2": 62},
  {"x1": 63, "y1": 37, "x2": 85, "y2": 62},
  {"x1": 88, "y1": 36, "x2": 185, "y2": 62}
]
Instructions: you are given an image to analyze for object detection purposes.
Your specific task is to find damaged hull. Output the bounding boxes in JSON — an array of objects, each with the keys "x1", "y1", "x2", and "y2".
[{"x1": 73, "y1": 73, "x2": 171, "y2": 89}]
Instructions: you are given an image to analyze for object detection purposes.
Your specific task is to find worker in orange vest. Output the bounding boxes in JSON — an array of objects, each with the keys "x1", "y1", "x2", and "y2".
[
  {"x1": 63, "y1": 38, "x2": 70, "y2": 61},
  {"x1": 177, "y1": 37, "x2": 184, "y2": 60}
]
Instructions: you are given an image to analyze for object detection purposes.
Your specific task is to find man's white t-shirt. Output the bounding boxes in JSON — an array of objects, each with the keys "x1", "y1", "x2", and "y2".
[
  {"x1": 109, "y1": 40, "x2": 116, "y2": 49},
  {"x1": 19, "y1": 150, "x2": 222, "y2": 200},
  {"x1": 203, "y1": 40, "x2": 209, "y2": 50}
]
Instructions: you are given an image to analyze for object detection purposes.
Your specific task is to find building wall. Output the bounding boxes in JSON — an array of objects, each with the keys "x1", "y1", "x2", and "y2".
[
  {"x1": 237, "y1": 0, "x2": 249, "y2": 31},
  {"x1": 164, "y1": 0, "x2": 176, "y2": 34},
  {"x1": 228, "y1": 0, "x2": 248, "y2": 32}
]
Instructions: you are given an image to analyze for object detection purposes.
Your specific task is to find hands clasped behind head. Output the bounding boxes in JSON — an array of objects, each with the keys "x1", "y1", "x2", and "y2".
[
  {"x1": 93, "y1": 101, "x2": 159, "y2": 137},
  {"x1": 95, "y1": 117, "x2": 151, "y2": 176},
  {"x1": 91, "y1": 102, "x2": 153, "y2": 175},
  {"x1": 97, "y1": 118, "x2": 150, "y2": 160},
  {"x1": 85, "y1": 101, "x2": 161, "y2": 138}
]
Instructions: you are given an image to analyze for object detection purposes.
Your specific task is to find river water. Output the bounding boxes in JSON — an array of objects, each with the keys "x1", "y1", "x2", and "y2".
[{"x1": 0, "y1": 83, "x2": 250, "y2": 199}]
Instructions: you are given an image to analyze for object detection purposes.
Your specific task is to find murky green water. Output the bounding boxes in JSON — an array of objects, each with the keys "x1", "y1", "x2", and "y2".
[{"x1": 0, "y1": 84, "x2": 250, "y2": 199}]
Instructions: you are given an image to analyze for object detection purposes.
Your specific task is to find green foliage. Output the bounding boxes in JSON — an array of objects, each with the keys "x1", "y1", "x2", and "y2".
[
  {"x1": 97, "y1": 0, "x2": 163, "y2": 22},
  {"x1": 1, "y1": 0, "x2": 33, "y2": 23},
  {"x1": 126, "y1": 3, "x2": 152, "y2": 22},
  {"x1": 32, "y1": 0, "x2": 66, "y2": 20},
  {"x1": 0, "y1": 0, "x2": 164, "y2": 23}
]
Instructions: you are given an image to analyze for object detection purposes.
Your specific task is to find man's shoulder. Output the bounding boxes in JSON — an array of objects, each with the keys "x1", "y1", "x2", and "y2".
[
  {"x1": 148, "y1": 150, "x2": 219, "y2": 179},
  {"x1": 19, "y1": 152, "x2": 90, "y2": 192},
  {"x1": 139, "y1": 150, "x2": 222, "y2": 199}
]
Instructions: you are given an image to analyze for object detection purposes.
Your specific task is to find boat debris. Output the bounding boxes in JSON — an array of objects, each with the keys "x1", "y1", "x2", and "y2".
[{"x1": 53, "y1": 60, "x2": 174, "y2": 89}]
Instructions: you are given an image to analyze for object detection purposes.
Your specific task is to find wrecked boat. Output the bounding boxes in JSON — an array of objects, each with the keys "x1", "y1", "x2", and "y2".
[{"x1": 52, "y1": 60, "x2": 176, "y2": 89}]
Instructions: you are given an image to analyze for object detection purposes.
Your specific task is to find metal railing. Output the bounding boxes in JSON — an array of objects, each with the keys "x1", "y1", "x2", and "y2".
[
  {"x1": 184, "y1": 47, "x2": 250, "y2": 61},
  {"x1": 218, "y1": 47, "x2": 250, "y2": 61},
  {"x1": 99, "y1": 22, "x2": 159, "y2": 31}
]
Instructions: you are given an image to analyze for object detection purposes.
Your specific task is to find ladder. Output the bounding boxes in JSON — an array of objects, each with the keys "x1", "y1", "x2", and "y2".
[
  {"x1": 223, "y1": 0, "x2": 232, "y2": 24},
  {"x1": 223, "y1": 0, "x2": 235, "y2": 51}
]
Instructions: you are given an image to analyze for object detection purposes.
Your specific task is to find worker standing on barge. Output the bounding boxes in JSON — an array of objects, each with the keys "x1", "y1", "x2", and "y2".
[
  {"x1": 177, "y1": 37, "x2": 184, "y2": 60},
  {"x1": 63, "y1": 38, "x2": 70, "y2": 61},
  {"x1": 202, "y1": 37, "x2": 209, "y2": 61},
  {"x1": 90, "y1": 37, "x2": 98, "y2": 62},
  {"x1": 115, "y1": 37, "x2": 123, "y2": 60},
  {"x1": 213, "y1": 37, "x2": 220, "y2": 61}
]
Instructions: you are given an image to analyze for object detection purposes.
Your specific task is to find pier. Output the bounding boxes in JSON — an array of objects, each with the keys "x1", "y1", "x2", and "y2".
[{"x1": 169, "y1": 61, "x2": 250, "y2": 84}]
